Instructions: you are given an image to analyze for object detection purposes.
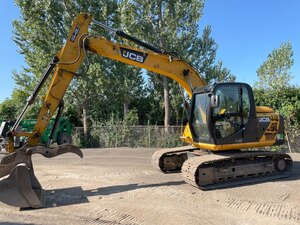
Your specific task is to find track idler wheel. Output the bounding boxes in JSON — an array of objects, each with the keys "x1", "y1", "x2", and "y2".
[
  {"x1": 275, "y1": 157, "x2": 287, "y2": 171},
  {"x1": 0, "y1": 144, "x2": 83, "y2": 209}
]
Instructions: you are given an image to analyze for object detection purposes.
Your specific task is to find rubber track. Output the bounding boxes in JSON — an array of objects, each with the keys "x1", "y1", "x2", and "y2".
[
  {"x1": 151, "y1": 146, "x2": 198, "y2": 172},
  {"x1": 181, "y1": 151, "x2": 293, "y2": 190},
  {"x1": 182, "y1": 154, "x2": 226, "y2": 187}
]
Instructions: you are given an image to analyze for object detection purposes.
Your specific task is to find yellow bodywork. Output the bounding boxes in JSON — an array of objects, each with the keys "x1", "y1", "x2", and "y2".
[{"x1": 29, "y1": 14, "x2": 93, "y2": 147}]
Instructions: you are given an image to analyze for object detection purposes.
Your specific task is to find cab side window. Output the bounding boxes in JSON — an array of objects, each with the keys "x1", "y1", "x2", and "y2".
[
  {"x1": 212, "y1": 85, "x2": 250, "y2": 138},
  {"x1": 242, "y1": 86, "x2": 250, "y2": 124}
]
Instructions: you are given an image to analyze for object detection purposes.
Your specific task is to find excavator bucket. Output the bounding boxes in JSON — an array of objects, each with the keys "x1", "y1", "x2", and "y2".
[
  {"x1": 0, "y1": 163, "x2": 44, "y2": 208},
  {"x1": 0, "y1": 144, "x2": 83, "y2": 208}
]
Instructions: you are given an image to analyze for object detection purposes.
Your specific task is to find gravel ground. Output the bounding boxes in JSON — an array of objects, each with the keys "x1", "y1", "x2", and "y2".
[{"x1": 0, "y1": 148, "x2": 299, "y2": 225}]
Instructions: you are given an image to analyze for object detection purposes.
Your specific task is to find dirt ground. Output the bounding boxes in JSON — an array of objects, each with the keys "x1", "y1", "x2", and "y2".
[{"x1": 0, "y1": 148, "x2": 299, "y2": 225}]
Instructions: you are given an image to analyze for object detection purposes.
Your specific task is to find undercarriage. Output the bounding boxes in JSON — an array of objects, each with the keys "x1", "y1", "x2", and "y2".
[{"x1": 152, "y1": 146, "x2": 293, "y2": 190}]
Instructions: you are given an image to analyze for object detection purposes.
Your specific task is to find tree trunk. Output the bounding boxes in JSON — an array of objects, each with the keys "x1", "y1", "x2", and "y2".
[
  {"x1": 163, "y1": 76, "x2": 170, "y2": 132},
  {"x1": 82, "y1": 98, "x2": 90, "y2": 146},
  {"x1": 158, "y1": 0, "x2": 170, "y2": 133},
  {"x1": 123, "y1": 101, "x2": 129, "y2": 116}
]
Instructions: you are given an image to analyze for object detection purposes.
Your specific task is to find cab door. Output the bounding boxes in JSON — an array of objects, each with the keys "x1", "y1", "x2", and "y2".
[{"x1": 211, "y1": 83, "x2": 257, "y2": 145}]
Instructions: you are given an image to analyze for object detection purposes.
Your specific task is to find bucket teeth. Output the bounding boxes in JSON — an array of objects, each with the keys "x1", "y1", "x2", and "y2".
[{"x1": 26, "y1": 144, "x2": 83, "y2": 158}]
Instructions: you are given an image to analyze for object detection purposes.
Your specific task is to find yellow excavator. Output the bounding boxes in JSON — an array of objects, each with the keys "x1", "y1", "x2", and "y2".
[{"x1": 0, "y1": 13, "x2": 293, "y2": 209}]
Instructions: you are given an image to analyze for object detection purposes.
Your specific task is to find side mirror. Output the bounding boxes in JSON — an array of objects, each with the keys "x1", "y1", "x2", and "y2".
[{"x1": 210, "y1": 94, "x2": 219, "y2": 108}]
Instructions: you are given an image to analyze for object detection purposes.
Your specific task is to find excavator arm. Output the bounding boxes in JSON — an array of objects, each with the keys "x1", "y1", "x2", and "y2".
[{"x1": 0, "y1": 12, "x2": 205, "y2": 208}]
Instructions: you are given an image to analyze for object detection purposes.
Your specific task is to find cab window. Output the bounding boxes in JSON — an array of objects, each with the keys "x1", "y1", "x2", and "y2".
[
  {"x1": 212, "y1": 85, "x2": 250, "y2": 138},
  {"x1": 191, "y1": 93, "x2": 210, "y2": 141}
]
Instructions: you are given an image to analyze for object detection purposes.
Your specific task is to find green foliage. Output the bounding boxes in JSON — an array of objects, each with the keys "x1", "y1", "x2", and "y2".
[
  {"x1": 255, "y1": 42, "x2": 294, "y2": 91},
  {"x1": 123, "y1": 109, "x2": 139, "y2": 125},
  {"x1": 208, "y1": 61, "x2": 236, "y2": 83},
  {"x1": 118, "y1": 0, "x2": 207, "y2": 129},
  {"x1": 0, "y1": 99, "x2": 18, "y2": 120},
  {"x1": 254, "y1": 86, "x2": 300, "y2": 152}
]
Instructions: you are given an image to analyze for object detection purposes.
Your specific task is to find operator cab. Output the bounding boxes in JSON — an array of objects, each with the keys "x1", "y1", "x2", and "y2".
[{"x1": 189, "y1": 83, "x2": 258, "y2": 145}]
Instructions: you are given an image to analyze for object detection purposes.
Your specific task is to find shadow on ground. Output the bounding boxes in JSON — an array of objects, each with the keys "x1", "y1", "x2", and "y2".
[
  {"x1": 45, "y1": 181, "x2": 185, "y2": 208},
  {"x1": 284, "y1": 160, "x2": 300, "y2": 179},
  {"x1": 0, "y1": 223, "x2": 34, "y2": 225},
  {"x1": 44, "y1": 160, "x2": 300, "y2": 208}
]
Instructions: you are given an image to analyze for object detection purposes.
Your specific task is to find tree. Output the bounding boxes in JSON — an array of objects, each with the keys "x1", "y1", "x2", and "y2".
[
  {"x1": 255, "y1": 42, "x2": 294, "y2": 91},
  {"x1": 119, "y1": 0, "x2": 205, "y2": 131},
  {"x1": 208, "y1": 60, "x2": 236, "y2": 83},
  {"x1": 0, "y1": 99, "x2": 18, "y2": 120},
  {"x1": 98, "y1": 60, "x2": 145, "y2": 117}
]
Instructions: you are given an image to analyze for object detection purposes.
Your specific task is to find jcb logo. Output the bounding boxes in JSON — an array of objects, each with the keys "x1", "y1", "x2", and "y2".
[
  {"x1": 120, "y1": 48, "x2": 148, "y2": 63},
  {"x1": 259, "y1": 117, "x2": 270, "y2": 123}
]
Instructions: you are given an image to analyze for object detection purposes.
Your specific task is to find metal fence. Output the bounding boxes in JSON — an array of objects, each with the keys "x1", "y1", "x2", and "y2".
[
  {"x1": 73, "y1": 125, "x2": 186, "y2": 148},
  {"x1": 287, "y1": 135, "x2": 300, "y2": 153},
  {"x1": 72, "y1": 125, "x2": 300, "y2": 152}
]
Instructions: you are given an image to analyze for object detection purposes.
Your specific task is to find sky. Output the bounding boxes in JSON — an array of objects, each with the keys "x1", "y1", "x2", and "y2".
[
  {"x1": 198, "y1": 0, "x2": 300, "y2": 85},
  {"x1": 0, "y1": 0, "x2": 299, "y2": 102}
]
